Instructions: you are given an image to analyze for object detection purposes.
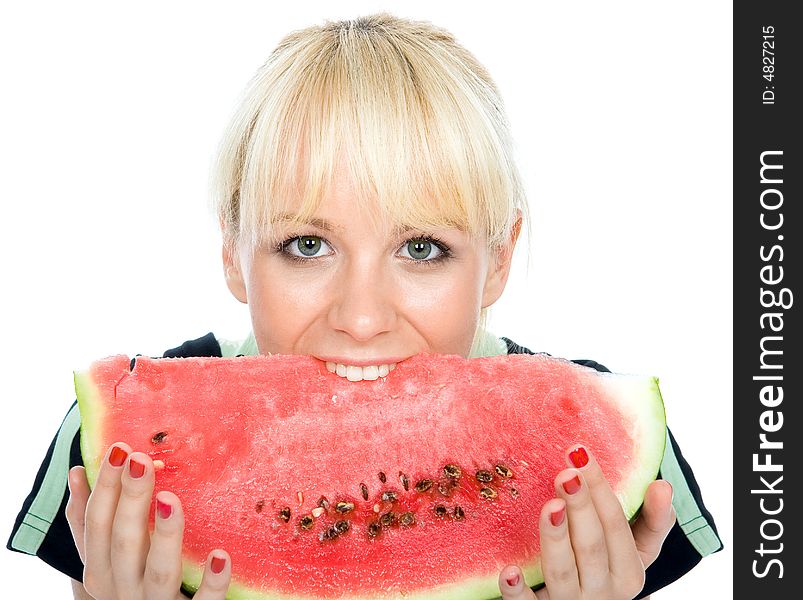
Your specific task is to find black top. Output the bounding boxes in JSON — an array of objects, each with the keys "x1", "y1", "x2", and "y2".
[{"x1": 8, "y1": 333, "x2": 721, "y2": 598}]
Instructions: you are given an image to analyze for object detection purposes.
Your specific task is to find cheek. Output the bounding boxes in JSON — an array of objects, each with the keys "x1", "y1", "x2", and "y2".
[
  {"x1": 396, "y1": 263, "x2": 487, "y2": 349},
  {"x1": 245, "y1": 265, "x2": 334, "y2": 351},
  {"x1": 399, "y1": 273, "x2": 482, "y2": 313}
]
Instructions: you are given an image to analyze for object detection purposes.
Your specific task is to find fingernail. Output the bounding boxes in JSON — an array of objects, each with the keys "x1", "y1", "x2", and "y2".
[
  {"x1": 505, "y1": 573, "x2": 520, "y2": 587},
  {"x1": 562, "y1": 475, "x2": 581, "y2": 495},
  {"x1": 109, "y1": 446, "x2": 128, "y2": 467},
  {"x1": 569, "y1": 446, "x2": 589, "y2": 468},
  {"x1": 550, "y1": 506, "x2": 566, "y2": 526},
  {"x1": 156, "y1": 498, "x2": 172, "y2": 519},
  {"x1": 129, "y1": 458, "x2": 146, "y2": 479},
  {"x1": 211, "y1": 556, "x2": 226, "y2": 574}
]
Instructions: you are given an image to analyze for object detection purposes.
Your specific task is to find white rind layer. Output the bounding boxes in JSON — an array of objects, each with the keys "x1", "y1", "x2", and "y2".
[{"x1": 596, "y1": 373, "x2": 666, "y2": 518}]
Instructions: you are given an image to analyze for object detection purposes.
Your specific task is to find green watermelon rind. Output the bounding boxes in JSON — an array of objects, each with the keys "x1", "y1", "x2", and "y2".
[
  {"x1": 74, "y1": 368, "x2": 108, "y2": 489},
  {"x1": 75, "y1": 358, "x2": 666, "y2": 600}
]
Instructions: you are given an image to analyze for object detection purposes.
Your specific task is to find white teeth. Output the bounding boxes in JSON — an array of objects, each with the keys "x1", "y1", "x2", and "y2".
[
  {"x1": 327, "y1": 362, "x2": 397, "y2": 381},
  {"x1": 346, "y1": 365, "x2": 362, "y2": 382}
]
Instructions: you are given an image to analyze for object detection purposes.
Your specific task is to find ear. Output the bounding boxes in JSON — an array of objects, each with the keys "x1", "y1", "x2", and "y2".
[
  {"x1": 481, "y1": 210, "x2": 522, "y2": 308},
  {"x1": 222, "y1": 236, "x2": 248, "y2": 304}
]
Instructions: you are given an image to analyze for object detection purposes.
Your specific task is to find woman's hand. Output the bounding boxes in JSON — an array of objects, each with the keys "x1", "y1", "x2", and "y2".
[
  {"x1": 66, "y1": 443, "x2": 232, "y2": 600},
  {"x1": 498, "y1": 445, "x2": 676, "y2": 600}
]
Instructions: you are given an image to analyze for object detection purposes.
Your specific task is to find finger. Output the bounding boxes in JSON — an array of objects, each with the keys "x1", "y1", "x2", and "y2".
[
  {"x1": 193, "y1": 550, "x2": 232, "y2": 600},
  {"x1": 555, "y1": 468, "x2": 610, "y2": 592},
  {"x1": 143, "y1": 491, "x2": 185, "y2": 600},
  {"x1": 66, "y1": 466, "x2": 90, "y2": 562},
  {"x1": 498, "y1": 565, "x2": 538, "y2": 600},
  {"x1": 110, "y1": 451, "x2": 156, "y2": 593},
  {"x1": 82, "y1": 443, "x2": 131, "y2": 597},
  {"x1": 537, "y1": 498, "x2": 579, "y2": 600},
  {"x1": 632, "y1": 479, "x2": 676, "y2": 568},
  {"x1": 566, "y1": 445, "x2": 643, "y2": 591}
]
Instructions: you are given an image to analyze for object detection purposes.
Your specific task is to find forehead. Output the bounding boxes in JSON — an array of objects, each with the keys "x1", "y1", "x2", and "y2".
[{"x1": 261, "y1": 152, "x2": 472, "y2": 238}]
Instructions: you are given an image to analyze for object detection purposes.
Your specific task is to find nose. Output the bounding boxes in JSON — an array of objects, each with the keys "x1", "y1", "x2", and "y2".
[{"x1": 328, "y1": 261, "x2": 397, "y2": 342}]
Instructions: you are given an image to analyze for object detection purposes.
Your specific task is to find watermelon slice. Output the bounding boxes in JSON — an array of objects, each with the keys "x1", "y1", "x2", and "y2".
[{"x1": 75, "y1": 353, "x2": 665, "y2": 600}]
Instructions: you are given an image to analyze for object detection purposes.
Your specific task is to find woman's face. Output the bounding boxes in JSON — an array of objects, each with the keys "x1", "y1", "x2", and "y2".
[{"x1": 224, "y1": 161, "x2": 517, "y2": 380}]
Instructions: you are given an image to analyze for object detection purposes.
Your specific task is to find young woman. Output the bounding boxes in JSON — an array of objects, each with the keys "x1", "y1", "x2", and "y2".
[{"x1": 9, "y1": 14, "x2": 720, "y2": 599}]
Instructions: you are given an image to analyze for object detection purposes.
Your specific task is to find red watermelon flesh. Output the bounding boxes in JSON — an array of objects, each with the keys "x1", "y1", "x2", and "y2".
[{"x1": 75, "y1": 353, "x2": 666, "y2": 600}]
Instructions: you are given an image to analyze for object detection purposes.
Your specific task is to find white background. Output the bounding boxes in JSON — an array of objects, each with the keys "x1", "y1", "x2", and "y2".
[{"x1": 0, "y1": 1, "x2": 732, "y2": 597}]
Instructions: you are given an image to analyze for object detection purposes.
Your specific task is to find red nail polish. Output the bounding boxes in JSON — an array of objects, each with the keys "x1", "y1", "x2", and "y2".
[
  {"x1": 157, "y1": 498, "x2": 172, "y2": 519},
  {"x1": 506, "y1": 573, "x2": 520, "y2": 587},
  {"x1": 211, "y1": 556, "x2": 226, "y2": 574},
  {"x1": 569, "y1": 446, "x2": 589, "y2": 468},
  {"x1": 129, "y1": 458, "x2": 146, "y2": 479},
  {"x1": 550, "y1": 506, "x2": 566, "y2": 526},
  {"x1": 109, "y1": 446, "x2": 128, "y2": 467},
  {"x1": 562, "y1": 475, "x2": 581, "y2": 495}
]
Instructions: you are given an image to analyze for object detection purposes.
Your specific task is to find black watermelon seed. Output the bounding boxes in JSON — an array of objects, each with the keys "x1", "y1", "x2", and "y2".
[
  {"x1": 360, "y1": 483, "x2": 369, "y2": 501},
  {"x1": 379, "y1": 512, "x2": 397, "y2": 527},
  {"x1": 495, "y1": 464, "x2": 514, "y2": 478},
  {"x1": 381, "y1": 491, "x2": 399, "y2": 503},
  {"x1": 479, "y1": 486, "x2": 498, "y2": 500},
  {"x1": 151, "y1": 431, "x2": 168, "y2": 444},
  {"x1": 400, "y1": 512, "x2": 416, "y2": 527},
  {"x1": 378, "y1": 471, "x2": 387, "y2": 483},
  {"x1": 453, "y1": 506, "x2": 465, "y2": 520},
  {"x1": 475, "y1": 470, "x2": 494, "y2": 483},
  {"x1": 278, "y1": 507, "x2": 291, "y2": 522},
  {"x1": 434, "y1": 504, "x2": 448, "y2": 517},
  {"x1": 414, "y1": 479, "x2": 434, "y2": 493},
  {"x1": 334, "y1": 520, "x2": 350, "y2": 534},
  {"x1": 443, "y1": 464, "x2": 462, "y2": 479}
]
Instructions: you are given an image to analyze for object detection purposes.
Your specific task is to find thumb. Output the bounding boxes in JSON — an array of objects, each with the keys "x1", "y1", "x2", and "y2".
[
  {"x1": 499, "y1": 566, "x2": 539, "y2": 600},
  {"x1": 65, "y1": 465, "x2": 90, "y2": 563},
  {"x1": 632, "y1": 479, "x2": 676, "y2": 567},
  {"x1": 192, "y1": 550, "x2": 232, "y2": 600}
]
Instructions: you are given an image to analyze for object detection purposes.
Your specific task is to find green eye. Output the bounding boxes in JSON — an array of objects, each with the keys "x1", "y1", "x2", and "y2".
[
  {"x1": 406, "y1": 239, "x2": 433, "y2": 260},
  {"x1": 280, "y1": 235, "x2": 332, "y2": 261},
  {"x1": 296, "y1": 236, "x2": 322, "y2": 257},
  {"x1": 401, "y1": 238, "x2": 448, "y2": 262}
]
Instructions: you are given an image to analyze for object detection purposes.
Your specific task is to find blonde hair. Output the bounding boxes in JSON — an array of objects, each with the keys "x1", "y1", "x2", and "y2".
[{"x1": 213, "y1": 13, "x2": 527, "y2": 252}]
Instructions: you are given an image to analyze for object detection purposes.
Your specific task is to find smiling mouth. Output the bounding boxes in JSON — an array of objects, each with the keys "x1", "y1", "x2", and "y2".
[{"x1": 325, "y1": 362, "x2": 398, "y2": 381}]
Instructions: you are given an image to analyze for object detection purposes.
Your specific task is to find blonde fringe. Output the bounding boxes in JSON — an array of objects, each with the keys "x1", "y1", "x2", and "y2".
[{"x1": 212, "y1": 13, "x2": 528, "y2": 253}]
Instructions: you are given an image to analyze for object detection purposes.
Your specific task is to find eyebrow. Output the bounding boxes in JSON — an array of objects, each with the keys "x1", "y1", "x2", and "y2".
[
  {"x1": 271, "y1": 213, "x2": 342, "y2": 232},
  {"x1": 271, "y1": 212, "x2": 425, "y2": 236}
]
